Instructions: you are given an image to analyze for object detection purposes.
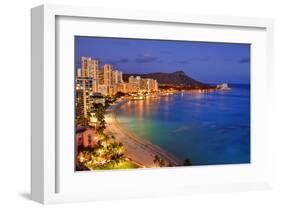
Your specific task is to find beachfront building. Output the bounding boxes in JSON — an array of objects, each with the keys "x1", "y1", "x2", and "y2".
[
  {"x1": 102, "y1": 64, "x2": 112, "y2": 86},
  {"x1": 117, "y1": 82, "x2": 128, "y2": 93},
  {"x1": 96, "y1": 64, "x2": 124, "y2": 96},
  {"x1": 76, "y1": 57, "x2": 158, "y2": 95},
  {"x1": 75, "y1": 79, "x2": 108, "y2": 119},
  {"x1": 89, "y1": 93, "x2": 106, "y2": 107},
  {"x1": 140, "y1": 79, "x2": 150, "y2": 91},
  {"x1": 75, "y1": 77, "x2": 95, "y2": 117},
  {"x1": 77, "y1": 68, "x2": 82, "y2": 77},
  {"x1": 97, "y1": 84, "x2": 108, "y2": 96},
  {"x1": 112, "y1": 70, "x2": 118, "y2": 85},
  {"x1": 80, "y1": 57, "x2": 99, "y2": 92},
  {"x1": 98, "y1": 66, "x2": 104, "y2": 85},
  {"x1": 129, "y1": 76, "x2": 141, "y2": 88},
  {"x1": 118, "y1": 71, "x2": 123, "y2": 83},
  {"x1": 76, "y1": 77, "x2": 95, "y2": 91},
  {"x1": 145, "y1": 78, "x2": 158, "y2": 91},
  {"x1": 128, "y1": 76, "x2": 141, "y2": 92},
  {"x1": 81, "y1": 57, "x2": 91, "y2": 77},
  {"x1": 75, "y1": 57, "x2": 159, "y2": 121},
  {"x1": 112, "y1": 70, "x2": 123, "y2": 85},
  {"x1": 112, "y1": 70, "x2": 123, "y2": 84},
  {"x1": 108, "y1": 85, "x2": 117, "y2": 96},
  {"x1": 127, "y1": 76, "x2": 159, "y2": 93},
  {"x1": 75, "y1": 88, "x2": 86, "y2": 119},
  {"x1": 89, "y1": 59, "x2": 99, "y2": 92}
]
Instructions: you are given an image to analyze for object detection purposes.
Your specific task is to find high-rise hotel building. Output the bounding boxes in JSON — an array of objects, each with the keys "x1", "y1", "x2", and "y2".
[
  {"x1": 80, "y1": 57, "x2": 99, "y2": 92},
  {"x1": 76, "y1": 57, "x2": 100, "y2": 118},
  {"x1": 140, "y1": 78, "x2": 159, "y2": 91},
  {"x1": 102, "y1": 64, "x2": 112, "y2": 86},
  {"x1": 76, "y1": 57, "x2": 124, "y2": 119},
  {"x1": 128, "y1": 76, "x2": 141, "y2": 92},
  {"x1": 75, "y1": 56, "x2": 158, "y2": 121},
  {"x1": 112, "y1": 70, "x2": 123, "y2": 84}
]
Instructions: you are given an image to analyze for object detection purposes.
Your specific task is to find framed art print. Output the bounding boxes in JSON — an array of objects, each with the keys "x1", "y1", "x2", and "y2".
[{"x1": 31, "y1": 4, "x2": 274, "y2": 204}]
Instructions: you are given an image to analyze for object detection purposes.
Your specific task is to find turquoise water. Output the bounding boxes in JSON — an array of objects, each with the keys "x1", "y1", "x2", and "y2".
[{"x1": 115, "y1": 84, "x2": 250, "y2": 166}]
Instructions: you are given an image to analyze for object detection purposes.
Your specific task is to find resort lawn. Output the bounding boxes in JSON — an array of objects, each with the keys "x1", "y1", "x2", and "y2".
[{"x1": 86, "y1": 159, "x2": 139, "y2": 170}]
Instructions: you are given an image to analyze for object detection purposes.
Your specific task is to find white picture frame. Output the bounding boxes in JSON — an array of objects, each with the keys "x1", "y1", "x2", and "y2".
[{"x1": 31, "y1": 4, "x2": 274, "y2": 204}]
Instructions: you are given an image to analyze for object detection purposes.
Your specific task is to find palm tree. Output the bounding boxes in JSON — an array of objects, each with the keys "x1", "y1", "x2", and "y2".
[
  {"x1": 183, "y1": 159, "x2": 192, "y2": 166},
  {"x1": 153, "y1": 155, "x2": 160, "y2": 165},
  {"x1": 76, "y1": 115, "x2": 88, "y2": 126},
  {"x1": 153, "y1": 155, "x2": 166, "y2": 167},
  {"x1": 77, "y1": 96, "x2": 127, "y2": 170},
  {"x1": 159, "y1": 159, "x2": 165, "y2": 167},
  {"x1": 110, "y1": 153, "x2": 124, "y2": 166}
]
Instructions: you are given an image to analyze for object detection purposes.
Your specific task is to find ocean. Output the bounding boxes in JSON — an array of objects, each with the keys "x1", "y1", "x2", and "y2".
[{"x1": 115, "y1": 84, "x2": 250, "y2": 166}]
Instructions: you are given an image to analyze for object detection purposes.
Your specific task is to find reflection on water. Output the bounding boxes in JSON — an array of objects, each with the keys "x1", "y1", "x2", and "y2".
[
  {"x1": 121, "y1": 97, "x2": 163, "y2": 120},
  {"x1": 116, "y1": 84, "x2": 250, "y2": 166}
]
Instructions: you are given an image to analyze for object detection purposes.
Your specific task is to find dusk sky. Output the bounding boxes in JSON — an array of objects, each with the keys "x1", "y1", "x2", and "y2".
[{"x1": 75, "y1": 36, "x2": 250, "y2": 84}]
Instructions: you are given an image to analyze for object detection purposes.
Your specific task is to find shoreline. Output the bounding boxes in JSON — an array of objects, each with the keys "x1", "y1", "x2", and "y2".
[{"x1": 105, "y1": 99, "x2": 182, "y2": 168}]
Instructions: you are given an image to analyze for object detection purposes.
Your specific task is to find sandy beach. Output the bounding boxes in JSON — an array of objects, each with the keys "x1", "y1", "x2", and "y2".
[{"x1": 105, "y1": 101, "x2": 182, "y2": 168}]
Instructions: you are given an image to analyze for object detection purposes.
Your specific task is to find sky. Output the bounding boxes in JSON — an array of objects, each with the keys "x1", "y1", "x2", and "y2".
[{"x1": 75, "y1": 36, "x2": 250, "y2": 84}]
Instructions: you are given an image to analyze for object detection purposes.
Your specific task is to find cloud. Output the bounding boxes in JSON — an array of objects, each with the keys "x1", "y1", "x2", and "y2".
[
  {"x1": 239, "y1": 58, "x2": 250, "y2": 64},
  {"x1": 106, "y1": 58, "x2": 129, "y2": 65},
  {"x1": 135, "y1": 54, "x2": 158, "y2": 63},
  {"x1": 177, "y1": 60, "x2": 190, "y2": 64},
  {"x1": 119, "y1": 58, "x2": 129, "y2": 63},
  {"x1": 174, "y1": 57, "x2": 210, "y2": 65}
]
